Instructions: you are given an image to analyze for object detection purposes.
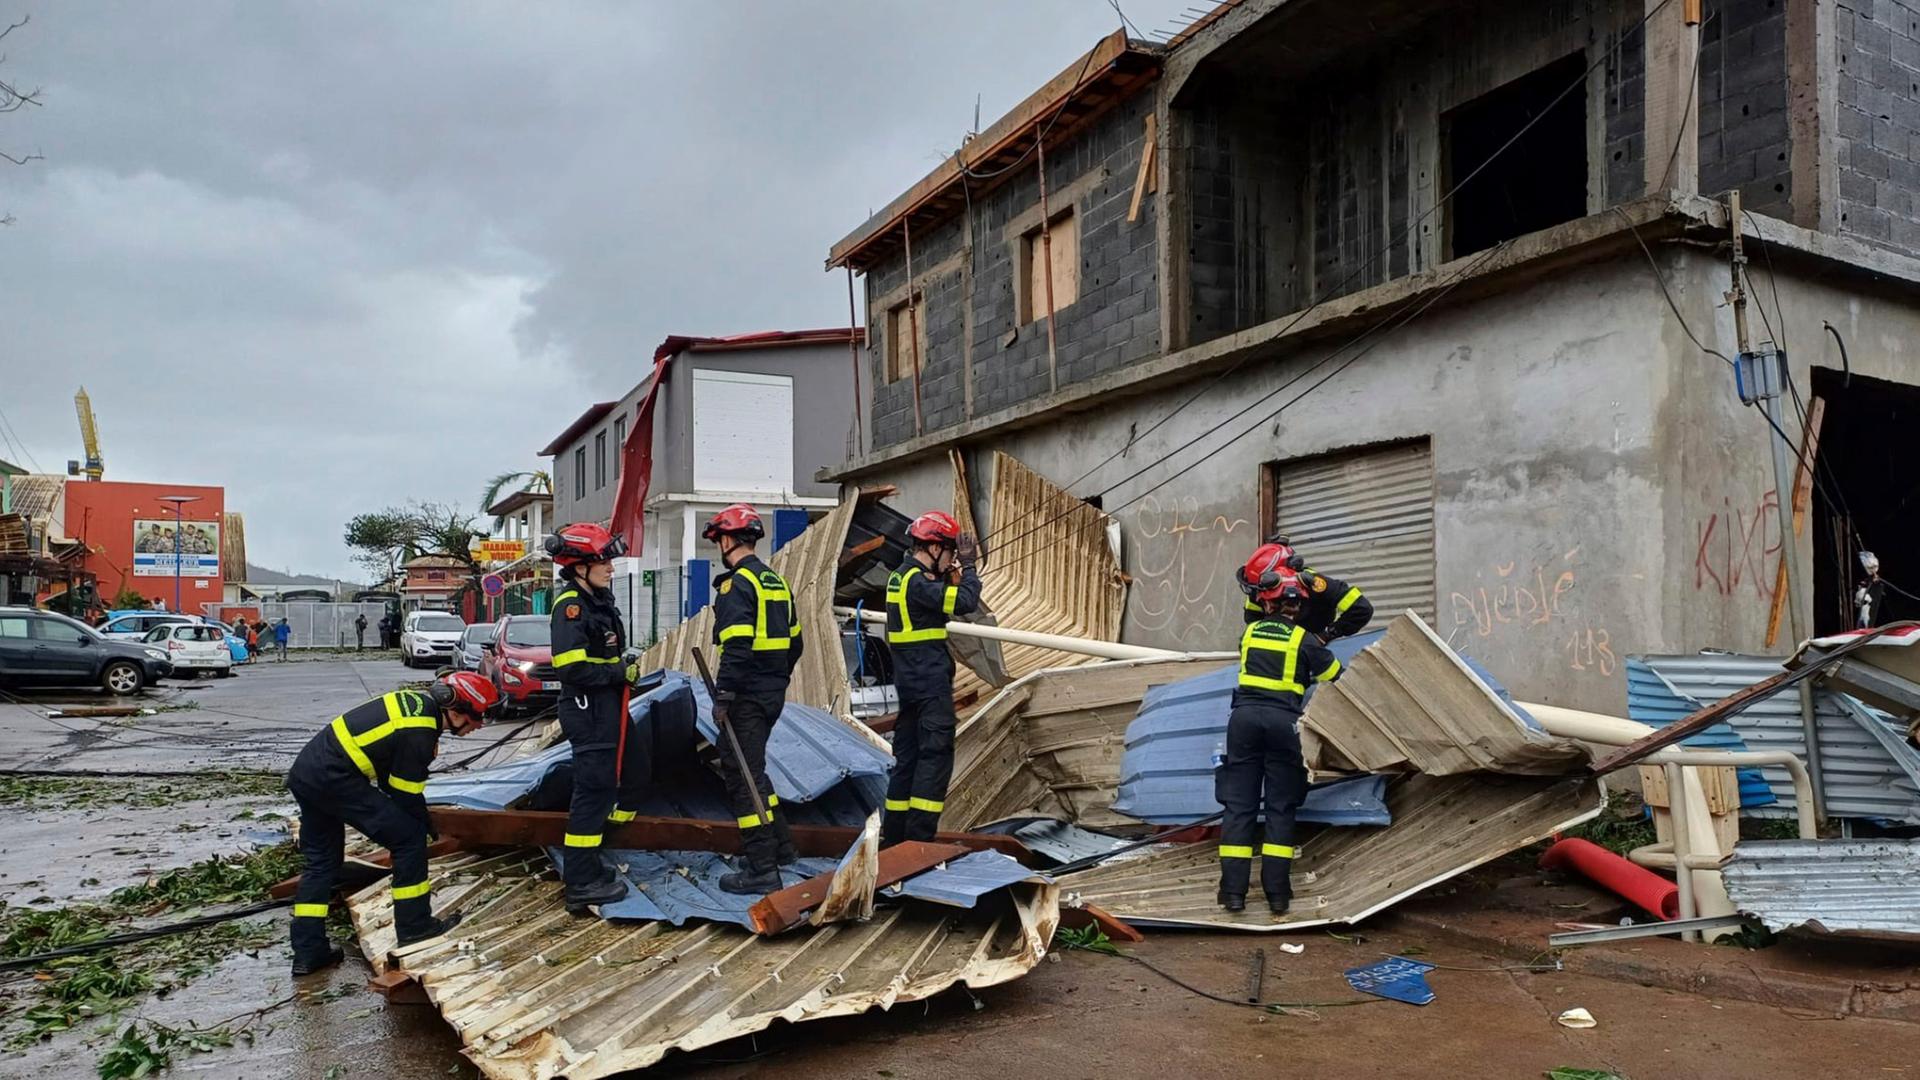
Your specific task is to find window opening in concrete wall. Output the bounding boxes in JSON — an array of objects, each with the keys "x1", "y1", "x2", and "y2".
[
  {"x1": 594, "y1": 430, "x2": 607, "y2": 490},
  {"x1": 1260, "y1": 438, "x2": 1436, "y2": 625},
  {"x1": 1019, "y1": 209, "x2": 1080, "y2": 324},
  {"x1": 1443, "y1": 52, "x2": 1589, "y2": 259},
  {"x1": 573, "y1": 446, "x2": 586, "y2": 500},
  {"x1": 1809, "y1": 369, "x2": 1920, "y2": 635},
  {"x1": 885, "y1": 293, "x2": 926, "y2": 384}
]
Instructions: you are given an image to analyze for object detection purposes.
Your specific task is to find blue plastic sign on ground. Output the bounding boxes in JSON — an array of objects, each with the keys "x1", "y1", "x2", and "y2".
[
  {"x1": 481, "y1": 574, "x2": 506, "y2": 597},
  {"x1": 1343, "y1": 956, "x2": 1437, "y2": 1005}
]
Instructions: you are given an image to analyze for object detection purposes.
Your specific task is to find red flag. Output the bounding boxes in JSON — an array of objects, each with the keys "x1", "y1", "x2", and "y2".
[{"x1": 608, "y1": 351, "x2": 671, "y2": 557}]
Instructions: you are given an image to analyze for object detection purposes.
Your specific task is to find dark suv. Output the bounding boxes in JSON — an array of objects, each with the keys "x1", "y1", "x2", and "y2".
[{"x1": 0, "y1": 607, "x2": 174, "y2": 694}]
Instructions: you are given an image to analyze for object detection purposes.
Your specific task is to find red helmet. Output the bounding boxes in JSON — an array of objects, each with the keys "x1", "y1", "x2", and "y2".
[
  {"x1": 907, "y1": 510, "x2": 961, "y2": 546},
  {"x1": 544, "y1": 522, "x2": 627, "y2": 567},
  {"x1": 1237, "y1": 544, "x2": 1306, "y2": 602},
  {"x1": 702, "y1": 503, "x2": 764, "y2": 543},
  {"x1": 439, "y1": 670, "x2": 501, "y2": 720}
]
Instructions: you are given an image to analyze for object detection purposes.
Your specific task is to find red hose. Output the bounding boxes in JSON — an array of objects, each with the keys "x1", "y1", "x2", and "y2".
[{"x1": 1538, "y1": 837, "x2": 1678, "y2": 921}]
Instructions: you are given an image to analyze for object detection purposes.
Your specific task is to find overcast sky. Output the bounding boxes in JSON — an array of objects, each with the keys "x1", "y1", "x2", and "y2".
[{"x1": 0, "y1": 2, "x2": 1191, "y2": 581}]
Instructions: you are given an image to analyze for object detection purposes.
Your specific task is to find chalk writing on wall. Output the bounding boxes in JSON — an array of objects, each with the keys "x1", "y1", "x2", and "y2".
[
  {"x1": 1446, "y1": 547, "x2": 1614, "y2": 677},
  {"x1": 1694, "y1": 491, "x2": 1780, "y2": 601},
  {"x1": 1129, "y1": 494, "x2": 1249, "y2": 648}
]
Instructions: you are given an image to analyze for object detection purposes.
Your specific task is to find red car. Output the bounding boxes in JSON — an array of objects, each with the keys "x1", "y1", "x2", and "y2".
[{"x1": 480, "y1": 614, "x2": 559, "y2": 713}]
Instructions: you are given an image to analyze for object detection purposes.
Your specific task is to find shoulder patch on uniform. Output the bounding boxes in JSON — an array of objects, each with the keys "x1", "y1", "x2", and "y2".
[
  {"x1": 564, "y1": 603, "x2": 581, "y2": 619},
  {"x1": 1312, "y1": 576, "x2": 1328, "y2": 593},
  {"x1": 719, "y1": 579, "x2": 733, "y2": 595}
]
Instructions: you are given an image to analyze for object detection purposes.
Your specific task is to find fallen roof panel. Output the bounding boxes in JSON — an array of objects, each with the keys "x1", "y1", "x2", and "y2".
[
  {"x1": 548, "y1": 848, "x2": 842, "y2": 929},
  {"x1": 1724, "y1": 838, "x2": 1920, "y2": 940},
  {"x1": 348, "y1": 850, "x2": 1060, "y2": 1079},
  {"x1": 885, "y1": 850, "x2": 1048, "y2": 909}
]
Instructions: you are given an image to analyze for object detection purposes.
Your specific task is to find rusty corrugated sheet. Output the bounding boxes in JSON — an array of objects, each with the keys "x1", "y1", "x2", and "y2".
[
  {"x1": 347, "y1": 849, "x2": 1059, "y2": 1079},
  {"x1": 951, "y1": 452, "x2": 1127, "y2": 703},
  {"x1": 635, "y1": 495, "x2": 883, "y2": 748}
]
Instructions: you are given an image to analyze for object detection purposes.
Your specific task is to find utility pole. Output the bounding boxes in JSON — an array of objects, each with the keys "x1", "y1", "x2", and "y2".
[{"x1": 1728, "y1": 189, "x2": 1826, "y2": 821}]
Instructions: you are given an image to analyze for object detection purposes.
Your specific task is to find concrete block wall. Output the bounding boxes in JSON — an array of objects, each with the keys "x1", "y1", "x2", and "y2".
[
  {"x1": 1698, "y1": 0, "x2": 1794, "y2": 218},
  {"x1": 864, "y1": 93, "x2": 1161, "y2": 449},
  {"x1": 1835, "y1": 0, "x2": 1920, "y2": 253}
]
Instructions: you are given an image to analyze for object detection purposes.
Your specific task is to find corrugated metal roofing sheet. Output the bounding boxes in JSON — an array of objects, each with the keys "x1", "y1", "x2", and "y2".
[
  {"x1": 5, "y1": 474, "x2": 63, "y2": 520},
  {"x1": 347, "y1": 850, "x2": 1060, "y2": 1079},
  {"x1": 1640, "y1": 654, "x2": 1920, "y2": 823},
  {"x1": 950, "y1": 452, "x2": 1127, "y2": 704},
  {"x1": 887, "y1": 850, "x2": 1049, "y2": 908},
  {"x1": 1724, "y1": 838, "x2": 1920, "y2": 939},
  {"x1": 1624, "y1": 657, "x2": 1775, "y2": 808},
  {"x1": 548, "y1": 848, "x2": 841, "y2": 929},
  {"x1": 975, "y1": 818, "x2": 1134, "y2": 864}
]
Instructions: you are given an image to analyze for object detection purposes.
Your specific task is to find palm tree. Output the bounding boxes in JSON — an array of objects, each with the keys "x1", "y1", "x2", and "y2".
[{"x1": 479, "y1": 470, "x2": 552, "y2": 531}]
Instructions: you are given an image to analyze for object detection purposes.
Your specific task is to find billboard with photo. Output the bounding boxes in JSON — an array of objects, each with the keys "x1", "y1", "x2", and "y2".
[{"x1": 133, "y1": 518, "x2": 221, "y2": 577}]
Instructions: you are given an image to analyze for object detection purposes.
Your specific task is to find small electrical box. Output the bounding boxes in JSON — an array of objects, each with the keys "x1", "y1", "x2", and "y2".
[{"x1": 1735, "y1": 346, "x2": 1786, "y2": 405}]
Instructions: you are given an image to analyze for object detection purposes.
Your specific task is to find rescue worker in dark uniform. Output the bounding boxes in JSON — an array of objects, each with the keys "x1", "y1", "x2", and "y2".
[
  {"x1": 1240, "y1": 535, "x2": 1374, "y2": 641},
  {"x1": 543, "y1": 522, "x2": 644, "y2": 914},
  {"x1": 704, "y1": 504, "x2": 805, "y2": 895},
  {"x1": 1219, "y1": 553, "x2": 1343, "y2": 915},
  {"x1": 882, "y1": 511, "x2": 981, "y2": 846},
  {"x1": 286, "y1": 671, "x2": 501, "y2": 975}
]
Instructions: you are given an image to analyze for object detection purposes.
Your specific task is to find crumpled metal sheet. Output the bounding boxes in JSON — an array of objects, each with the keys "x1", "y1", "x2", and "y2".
[
  {"x1": 346, "y1": 849, "x2": 1060, "y2": 1080},
  {"x1": 1301, "y1": 613, "x2": 1589, "y2": 777},
  {"x1": 543, "y1": 848, "x2": 841, "y2": 929},
  {"x1": 1724, "y1": 838, "x2": 1920, "y2": 940},
  {"x1": 884, "y1": 850, "x2": 1050, "y2": 908}
]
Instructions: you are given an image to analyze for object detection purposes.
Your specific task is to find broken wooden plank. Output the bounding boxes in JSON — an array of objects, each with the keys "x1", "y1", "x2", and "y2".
[
  {"x1": 750, "y1": 841, "x2": 968, "y2": 935},
  {"x1": 1127, "y1": 111, "x2": 1157, "y2": 223},
  {"x1": 365, "y1": 969, "x2": 430, "y2": 1005},
  {"x1": 837, "y1": 534, "x2": 887, "y2": 569},
  {"x1": 425, "y1": 806, "x2": 1034, "y2": 863},
  {"x1": 268, "y1": 838, "x2": 464, "y2": 900},
  {"x1": 1767, "y1": 394, "x2": 1826, "y2": 648}
]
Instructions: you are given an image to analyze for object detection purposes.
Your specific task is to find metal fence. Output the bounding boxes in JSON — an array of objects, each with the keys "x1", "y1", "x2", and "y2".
[
  {"x1": 612, "y1": 566, "x2": 686, "y2": 649},
  {"x1": 255, "y1": 601, "x2": 392, "y2": 649}
]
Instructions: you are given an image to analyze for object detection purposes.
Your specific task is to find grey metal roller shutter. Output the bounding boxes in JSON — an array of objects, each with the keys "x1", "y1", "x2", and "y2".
[{"x1": 1274, "y1": 440, "x2": 1436, "y2": 625}]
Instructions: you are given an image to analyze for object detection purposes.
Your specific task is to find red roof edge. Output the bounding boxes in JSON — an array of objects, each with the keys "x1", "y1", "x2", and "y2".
[
  {"x1": 537, "y1": 401, "x2": 617, "y2": 457},
  {"x1": 652, "y1": 327, "x2": 866, "y2": 362}
]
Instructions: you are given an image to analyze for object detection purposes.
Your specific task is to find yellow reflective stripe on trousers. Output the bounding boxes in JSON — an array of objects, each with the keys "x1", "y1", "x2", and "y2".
[
  {"x1": 563, "y1": 833, "x2": 602, "y2": 848},
  {"x1": 1334, "y1": 586, "x2": 1363, "y2": 617},
  {"x1": 1262, "y1": 843, "x2": 1297, "y2": 858},
  {"x1": 887, "y1": 566, "x2": 947, "y2": 643},
  {"x1": 1238, "y1": 623, "x2": 1305, "y2": 692},
  {"x1": 331, "y1": 716, "x2": 377, "y2": 780},
  {"x1": 737, "y1": 811, "x2": 773, "y2": 829},
  {"x1": 766, "y1": 794, "x2": 780, "y2": 808},
  {"x1": 607, "y1": 809, "x2": 636, "y2": 823},
  {"x1": 1218, "y1": 845, "x2": 1254, "y2": 859},
  {"x1": 391, "y1": 880, "x2": 431, "y2": 901},
  {"x1": 553, "y1": 647, "x2": 620, "y2": 667},
  {"x1": 908, "y1": 797, "x2": 943, "y2": 812},
  {"x1": 292, "y1": 903, "x2": 330, "y2": 918},
  {"x1": 388, "y1": 776, "x2": 427, "y2": 795},
  {"x1": 884, "y1": 798, "x2": 911, "y2": 812}
]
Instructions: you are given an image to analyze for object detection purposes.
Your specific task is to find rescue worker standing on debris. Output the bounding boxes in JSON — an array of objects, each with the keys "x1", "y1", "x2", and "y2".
[
  {"x1": 706, "y1": 504, "x2": 805, "y2": 895},
  {"x1": 883, "y1": 512, "x2": 981, "y2": 846},
  {"x1": 1219, "y1": 548, "x2": 1343, "y2": 915},
  {"x1": 545, "y1": 522, "x2": 643, "y2": 914},
  {"x1": 286, "y1": 671, "x2": 500, "y2": 975},
  {"x1": 1242, "y1": 534, "x2": 1374, "y2": 642}
]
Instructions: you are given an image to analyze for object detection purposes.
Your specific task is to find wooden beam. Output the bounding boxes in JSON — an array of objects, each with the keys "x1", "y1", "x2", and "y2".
[
  {"x1": 1128, "y1": 112, "x2": 1158, "y2": 223},
  {"x1": 749, "y1": 841, "x2": 968, "y2": 935},
  {"x1": 1767, "y1": 395, "x2": 1827, "y2": 648},
  {"x1": 837, "y1": 534, "x2": 887, "y2": 569},
  {"x1": 425, "y1": 807, "x2": 1034, "y2": 863}
]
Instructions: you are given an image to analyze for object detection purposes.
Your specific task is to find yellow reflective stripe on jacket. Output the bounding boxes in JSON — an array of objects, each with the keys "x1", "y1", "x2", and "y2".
[
  {"x1": 1319, "y1": 658, "x2": 1342, "y2": 682},
  {"x1": 942, "y1": 586, "x2": 959, "y2": 615},
  {"x1": 908, "y1": 796, "x2": 944, "y2": 812},
  {"x1": 354, "y1": 716, "x2": 439, "y2": 749},
  {"x1": 1262, "y1": 843, "x2": 1297, "y2": 859},
  {"x1": 563, "y1": 832, "x2": 602, "y2": 848},
  {"x1": 388, "y1": 776, "x2": 427, "y2": 795},
  {"x1": 292, "y1": 903, "x2": 329, "y2": 918},
  {"x1": 1218, "y1": 844, "x2": 1253, "y2": 859},
  {"x1": 731, "y1": 571, "x2": 795, "y2": 651},
  {"x1": 554, "y1": 589, "x2": 579, "y2": 605},
  {"x1": 1238, "y1": 623, "x2": 1305, "y2": 693},
  {"x1": 391, "y1": 879, "x2": 432, "y2": 901},
  {"x1": 717, "y1": 624, "x2": 754, "y2": 642},
  {"x1": 331, "y1": 716, "x2": 377, "y2": 780},
  {"x1": 1334, "y1": 586, "x2": 1363, "y2": 617},
  {"x1": 887, "y1": 566, "x2": 947, "y2": 643},
  {"x1": 885, "y1": 798, "x2": 911, "y2": 812},
  {"x1": 553, "y1": 648, "x2": 620, "y2": 667}
]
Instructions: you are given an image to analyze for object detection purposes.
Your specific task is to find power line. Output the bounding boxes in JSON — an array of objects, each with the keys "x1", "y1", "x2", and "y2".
[{"x1": 977, "y1": 0, "x2": 1677, "y2": 553}]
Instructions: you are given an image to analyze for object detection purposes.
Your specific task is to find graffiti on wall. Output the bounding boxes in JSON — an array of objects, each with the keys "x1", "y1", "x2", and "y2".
[
  {"x1": 1694, "y1": 491, "x2": 1781, "y2": 601},
  {"x1": 1129, "y1": 494, "x2": 1250, "y2": 647},
  {"x1": 1446, "y1": 547, "x2": 1615, "y2": 677}
]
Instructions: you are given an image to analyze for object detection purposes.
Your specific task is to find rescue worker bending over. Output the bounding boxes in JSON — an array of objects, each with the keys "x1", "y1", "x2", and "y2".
[
  {"x1": 883, "y1": 511, "x2": 981, "y2": 846},
  {"x1": 545, "y1": 522, "x2": 645, "y2": 915},
  {"x1": 1219, "y1": 550, "x2": 1342, "y2": 915},
  {"x1": 706, "y1": 504, "x2": 805, "y2": 895},
  {"x1": 286, "y1": 671, "x2": 500, "y2": 975},
  {"x1": 1240, "y1": 535, "x2": 1373, "y2": 641}
]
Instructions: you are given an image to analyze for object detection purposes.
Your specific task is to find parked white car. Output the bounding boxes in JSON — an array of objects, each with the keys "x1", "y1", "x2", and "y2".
[
  {"x1": 100, "y1": 612, "x2": 198, "y2": 640},
  {"x1": 142, "y1": 622, "x2": 234, "y2": 678},
  {"x1": 400, "y1": 610, "x2": 468, "y2": 669}
]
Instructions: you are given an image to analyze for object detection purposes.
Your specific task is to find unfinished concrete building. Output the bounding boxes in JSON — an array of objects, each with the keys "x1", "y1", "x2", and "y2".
[{"x1": 824, "y1": 0, "x2": 1920, "y2": 713}]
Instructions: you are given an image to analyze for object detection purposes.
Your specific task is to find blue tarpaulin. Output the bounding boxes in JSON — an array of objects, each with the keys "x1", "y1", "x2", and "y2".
[{"x1": 1344, "y1": 956, "x2": 1437, "y2": 1005}]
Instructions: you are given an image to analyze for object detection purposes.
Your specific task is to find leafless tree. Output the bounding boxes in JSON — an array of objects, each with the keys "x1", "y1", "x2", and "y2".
[{"x1": 0, "y1": 14, "x2": 43, "y2": 225}]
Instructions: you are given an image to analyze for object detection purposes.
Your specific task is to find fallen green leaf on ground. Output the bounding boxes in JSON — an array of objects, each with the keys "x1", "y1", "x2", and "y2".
[
  {"x1": 1546, "y1": 1069, "x2": 1625, "y2": 1080},
  {"x1": 0, "y1": 772, "x2": 288, "y2": 812}
]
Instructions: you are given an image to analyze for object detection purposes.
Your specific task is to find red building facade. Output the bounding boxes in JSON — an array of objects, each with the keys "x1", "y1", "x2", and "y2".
[{"x1": 64, "y1": 480, "x2": 226, "y2": 613}]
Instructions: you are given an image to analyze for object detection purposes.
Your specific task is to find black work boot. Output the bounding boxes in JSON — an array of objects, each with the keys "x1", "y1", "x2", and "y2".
[
  {"x1": 719, "y1": 862, "x2": 783, "y2": 896},
  {"x1": 775, "y1": 841, "x2": 800, "y2": 867},
  {"x1": 290, "y1": 945, "x2": 345, "y2": 977},
  {"x1": 395, "y1": 913, "x2": 462, "y2": 948},
  {"x1": 1217, "y1": 890, "x2": 1246, "y2": 913},
  {"x1": 563, "y1": 877, "x2": 629, "y2": 916},
  {"x1": 1267, "y1": 893, "x2": 1292, "y2": 915}
]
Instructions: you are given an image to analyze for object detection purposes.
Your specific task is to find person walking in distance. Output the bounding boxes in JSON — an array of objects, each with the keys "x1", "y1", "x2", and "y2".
[
  {"x1": 285, "y1": 671, "x2": 500, "y2": 975},
  {"x1": 704, "y1": 504, "x2": 804, "y2": 895},
  {"x1": 544, "y1": 523, "x2": 645, "y2": 914},
  {"x1": 882, "y1": 512, "x2": 980, "y2": 846},
  {"x1": 355, "y1": 612, "x2": 368, "y2": 651},
  {"x1": 274, "y1": 617, "x2": 291, "y2": 661},
  {"x1": 1217, "y1": 550, "x2": 1343, "y2": 915}
]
